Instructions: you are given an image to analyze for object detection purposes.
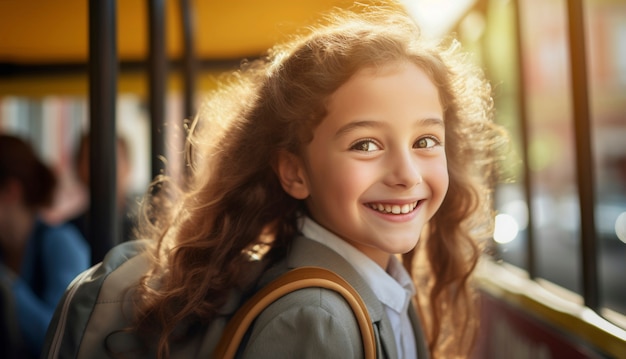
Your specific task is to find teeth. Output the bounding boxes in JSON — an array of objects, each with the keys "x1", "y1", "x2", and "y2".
[{"x1": 368, "y1": 201, "x2": 419, "y2": 214}]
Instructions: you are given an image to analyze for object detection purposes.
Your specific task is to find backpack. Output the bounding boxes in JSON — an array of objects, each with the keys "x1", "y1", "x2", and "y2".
[
  {"x1": 42, "y1": 240, "x2": 375, "y2": 359},
  {"x1": 42, "y1": 240, "x2": 150, "y2": 359}
]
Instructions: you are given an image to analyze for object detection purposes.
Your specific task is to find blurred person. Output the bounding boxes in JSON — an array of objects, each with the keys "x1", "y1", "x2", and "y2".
[
  {"x1": 68, "y1": 133, "x2": 137, "y2": 265},
  {"x1": 0, "y1": 134, "x2": 90, "y2": 358}
]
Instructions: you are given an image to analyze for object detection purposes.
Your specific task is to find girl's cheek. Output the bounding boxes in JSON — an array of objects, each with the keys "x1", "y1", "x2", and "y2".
[{"x1": 433, "y1": 161, "x2": 450, "y2": 203}]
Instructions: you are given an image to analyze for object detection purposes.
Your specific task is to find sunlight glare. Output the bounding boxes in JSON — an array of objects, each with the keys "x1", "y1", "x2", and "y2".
[
  {"x1": 494, "y1": 213, "x2": 519, "y2": 244},
  {"x1": 401, "y1": 0, "x2": 478, "y2": 39}
]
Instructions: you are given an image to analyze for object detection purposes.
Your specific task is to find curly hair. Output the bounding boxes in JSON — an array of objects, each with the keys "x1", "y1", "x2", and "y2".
[{"x1": 131, "y1": 4, "x2": 505, "y2": 358}]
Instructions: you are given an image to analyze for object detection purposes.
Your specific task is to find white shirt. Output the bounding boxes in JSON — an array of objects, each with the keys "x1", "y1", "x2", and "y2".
[{"x1": 300, "y1": 217, "x2": 417, "y2": 358}]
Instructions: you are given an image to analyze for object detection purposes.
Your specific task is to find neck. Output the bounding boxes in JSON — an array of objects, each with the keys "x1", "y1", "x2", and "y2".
[{"x1": 1, "y1": 207, "x2": 36, "y2": 272}]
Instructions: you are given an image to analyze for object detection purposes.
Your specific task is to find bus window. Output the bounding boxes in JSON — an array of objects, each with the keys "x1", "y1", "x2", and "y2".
[
  {"x1": 585, "y1": 0, "x2": 626, "y2": 316},
  {"x1": 471, "y1": 0, "x2": 626, "y2": 321},
  {"x1": 519, "y1": 0, "x2": 582, "y2": 298}
]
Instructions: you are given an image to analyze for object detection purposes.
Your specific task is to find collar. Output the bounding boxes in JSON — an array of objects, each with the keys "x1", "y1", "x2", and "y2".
[{"x1": 300, "y1": 216, "x2": 415, "y2": 314}]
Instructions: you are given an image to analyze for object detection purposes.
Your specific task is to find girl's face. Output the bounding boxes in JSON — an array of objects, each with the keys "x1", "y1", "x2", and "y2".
[{"x1": 279, "y1": 62, "x2": 449, "y2": 268}]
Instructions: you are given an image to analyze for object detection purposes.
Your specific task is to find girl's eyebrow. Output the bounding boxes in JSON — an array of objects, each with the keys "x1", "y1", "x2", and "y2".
[
  {"x1": 334, "y1": 117, "x2": 444, "y2": 139},
  {"x1": 334, "y1": 120, "x2": 383, "y2": 139}
]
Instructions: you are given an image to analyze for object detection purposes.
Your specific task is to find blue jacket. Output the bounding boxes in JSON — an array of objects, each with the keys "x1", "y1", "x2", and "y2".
[{"x1": 2, "y1": 219, "x2": 90, "y2": 357}]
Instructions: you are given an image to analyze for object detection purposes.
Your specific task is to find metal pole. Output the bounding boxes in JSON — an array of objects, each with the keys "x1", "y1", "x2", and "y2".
[
  {"x1": 88, "y1": 0, "x2": 118, "y2": 262},
  {"x1": 512, "y1": 0, "x2": 536, "y2": 279},
  {"x1": 179, "y1": 0, "x2": 197, "y2": 121},
  {"x1": 566, "y1": 0, "x2": 599, "y2": 310},
  {"x1": 147, "y1": 0, "x2": 167, "y2": 180},
  {"x1": 179, "y1": 0, "x2": 197, "y2": 185}
]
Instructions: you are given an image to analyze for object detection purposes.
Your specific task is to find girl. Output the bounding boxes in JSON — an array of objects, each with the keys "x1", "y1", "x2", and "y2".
[{"x1": 131, "y1": 4, "x2": 504, "y2": 358}]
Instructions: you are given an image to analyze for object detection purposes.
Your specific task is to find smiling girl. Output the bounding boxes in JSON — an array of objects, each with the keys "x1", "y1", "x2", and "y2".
[{"x1": 96, "y1": 4, "x2": 502, "y2": 359}]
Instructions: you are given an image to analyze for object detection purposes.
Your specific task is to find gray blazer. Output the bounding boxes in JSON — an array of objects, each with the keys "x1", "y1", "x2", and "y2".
[
  {"x1": 239, "y1": 235, "x2": 430, "y2": 359},
  {"x1": 43, "y1": 238, "x2": 429, "y2": 358}
]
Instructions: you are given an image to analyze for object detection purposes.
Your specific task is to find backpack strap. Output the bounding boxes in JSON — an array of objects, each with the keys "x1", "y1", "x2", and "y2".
[{"x1": 213, "y1": 266, "x2": 376, "y2": 359}]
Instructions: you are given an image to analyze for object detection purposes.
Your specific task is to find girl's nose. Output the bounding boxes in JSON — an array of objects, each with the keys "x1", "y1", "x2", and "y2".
[{"x1": 383, "y1": 150, "x2": 423, "y2": 188}]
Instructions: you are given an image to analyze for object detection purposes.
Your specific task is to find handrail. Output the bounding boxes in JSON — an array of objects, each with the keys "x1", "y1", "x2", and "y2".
[
  {"x1": 147, "y1": 0, "x2": 167, "y2": 181},
  {"x1": 512, "y1": 0, "x2": 536, "y2": 280},
  {"x1": 566, "y1": 0, "x2": 599, "y2": 312},
  {"x1": 88, "y1": 0, "x2": 118, "y2": 253},
  {"x1": 179, "y1": 0, "x2": 197, "y2": 121}
]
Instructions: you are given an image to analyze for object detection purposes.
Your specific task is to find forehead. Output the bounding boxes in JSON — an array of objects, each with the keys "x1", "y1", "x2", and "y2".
[
  {"x1": 299, "y1": 61, "x2": 444, "y2": 149},
  {"x1": 325, "y1": 62, "x2": 442, "y2": 117}
]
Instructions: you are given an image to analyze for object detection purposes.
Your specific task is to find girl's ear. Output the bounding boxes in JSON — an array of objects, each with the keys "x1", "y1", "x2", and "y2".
[{"x1": 275, "y1": 150, "x2": 310, "y2": 200}]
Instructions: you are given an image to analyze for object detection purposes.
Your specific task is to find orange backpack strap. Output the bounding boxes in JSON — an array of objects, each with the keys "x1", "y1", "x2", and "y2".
[{"x1": 213, "y1": 266, "x2": 376, "y2": 359}]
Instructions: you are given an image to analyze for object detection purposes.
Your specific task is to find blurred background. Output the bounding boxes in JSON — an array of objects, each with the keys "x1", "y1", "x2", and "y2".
[{"x1": 0, "y1": 0, "x2": 625, "y2": 357}]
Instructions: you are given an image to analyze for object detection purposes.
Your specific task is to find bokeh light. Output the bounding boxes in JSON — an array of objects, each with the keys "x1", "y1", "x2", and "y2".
[{"x1": 494, "y1": 213, "x2": 520, "y2": 244}]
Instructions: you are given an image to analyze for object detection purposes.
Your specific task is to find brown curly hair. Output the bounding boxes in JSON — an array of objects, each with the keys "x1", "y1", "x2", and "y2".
[{"x1": 131, "y1": 4, "x2": 505, "y2": 358}]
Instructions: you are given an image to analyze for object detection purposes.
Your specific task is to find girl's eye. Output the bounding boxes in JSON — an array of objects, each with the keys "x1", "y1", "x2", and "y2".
[
  {"x1": 414, "y1": 136, "x2": 440, "y2": 149},
  {"x1": 350, "y1": 139, "x2": 381, "y2": 152}
]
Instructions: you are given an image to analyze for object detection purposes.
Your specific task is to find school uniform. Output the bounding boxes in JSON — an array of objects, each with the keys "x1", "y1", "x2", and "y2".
[
  {"x1": 240, "y1": 217, "x2": 430, "y2": 358},
  {"x1": 42, "y1": 219, "x2": 430, "y2": 358}
]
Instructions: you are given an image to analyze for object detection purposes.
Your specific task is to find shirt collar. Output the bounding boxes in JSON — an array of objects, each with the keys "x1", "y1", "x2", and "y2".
[{"x1": 300, "y1": 216, "x2": 416, "y2": 314}]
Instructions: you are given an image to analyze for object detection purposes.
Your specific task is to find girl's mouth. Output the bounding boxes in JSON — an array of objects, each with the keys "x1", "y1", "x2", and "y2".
[{"x1": 365, "y1": 200, "x2": 421, "y2": 214}]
